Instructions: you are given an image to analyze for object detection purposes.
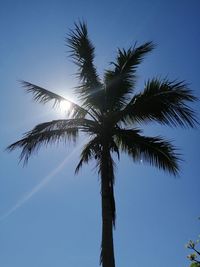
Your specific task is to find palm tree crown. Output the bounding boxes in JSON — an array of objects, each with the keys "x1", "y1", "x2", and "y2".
[{"x1": 8, "y1": 22, "x2": 198, "y2": 267}]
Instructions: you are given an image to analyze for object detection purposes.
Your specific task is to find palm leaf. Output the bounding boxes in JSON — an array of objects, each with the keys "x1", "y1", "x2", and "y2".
[
  {"x1": 75, "y1": 136, "x2": 101, "y2": 174},
  {"x1": 104, "y1": 42, "x2": 155, "y2": 111},
  {"x1": 21, "y1": 81, "x2": 88, "y2": 119},
  {"x1": 115, "y1": 128, "x2": 180, "y2": 175},
  {"x1": 120, "y1": 78, "x2": 198, "y2": 127},
  {"x1": 28, "y1": 118, "x2": 99, "y2": 134},
  {"x1": 67, "y1": 22, "x2": 103, "y2": 110},
  {"x1": 7, "y1": 125, "x2": 78, "y2": 164}
]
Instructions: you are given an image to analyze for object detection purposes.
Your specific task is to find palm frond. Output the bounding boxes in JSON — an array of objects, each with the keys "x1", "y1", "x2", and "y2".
[
  {"x1": 120, "y1": 78, "x2": 198, "y2": 127},
  {"x1": 67, "y1": 22, "x2": 103, "y2": 110},
  {"x1": 115, "y1": 128, "x2": 180, "y2": 175},
  {"x1": 110, "y1": 138, "x2": 120, "y2": 159},
  {"x1": 28, "y1": 118, "x2": 99, "y2": 135},
  {"x1": 7, "y1": 123, "x2": 79, "y2": 164},
  {"x1": 75, "y1": 136, "x2": 101, "y2": 174},
  {"x1": 21, "y1": 81, "x2": 88, "y2": 119},
  {"x1": 104, "y1": 42, "x2": 155, "y2": 111}
]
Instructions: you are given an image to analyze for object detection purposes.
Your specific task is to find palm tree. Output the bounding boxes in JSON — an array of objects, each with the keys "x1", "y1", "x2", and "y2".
[{"x1": 8, "y1": 22, "x2": 198, "y2": 267}]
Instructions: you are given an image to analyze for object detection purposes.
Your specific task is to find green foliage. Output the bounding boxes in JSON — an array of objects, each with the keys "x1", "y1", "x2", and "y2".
[
  {"x1": 190, "y1": 263, "x2": 200, "y2": 267},
  {"x1": 186, "y1": 236, "x2": 200, "y2": 266}
]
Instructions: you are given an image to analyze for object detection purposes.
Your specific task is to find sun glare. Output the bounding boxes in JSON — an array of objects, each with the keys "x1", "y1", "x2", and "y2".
[{"x1": 60, "y1": 100, "x2": 71, "y2": 113}]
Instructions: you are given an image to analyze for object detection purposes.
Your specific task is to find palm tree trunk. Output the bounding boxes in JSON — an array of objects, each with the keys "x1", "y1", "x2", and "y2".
[{"x1": 100, "y1": 145, "x2": 116, "y2": 267}]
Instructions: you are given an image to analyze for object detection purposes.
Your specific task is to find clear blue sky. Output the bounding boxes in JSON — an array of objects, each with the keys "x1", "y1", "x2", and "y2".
[{"x1": 0, "y1": 1, "x2": 200, "y2": 267}]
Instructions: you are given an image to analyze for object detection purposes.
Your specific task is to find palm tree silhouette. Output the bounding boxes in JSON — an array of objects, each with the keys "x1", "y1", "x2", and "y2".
[{"x1": 8, "y1": 22, "x2": 198, "y2": 267}]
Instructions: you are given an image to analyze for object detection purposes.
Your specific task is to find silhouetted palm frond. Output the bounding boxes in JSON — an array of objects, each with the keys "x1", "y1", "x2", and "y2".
[
  {"x1": 21, "y1": 81, "x2": 88, "y2": 118},
  {"x1": 104, "y1": 42, "x2": 155, "y2": 111},
  {"x1": 67, "y1": 21, "x2": 103, "y2": 110},
  {"x1": 120, "y1": 78, "x2": 198, "y2": 127},
  {"x1": 115, "y1": 128, "x2": 180, "y2": 175},
  {"x1": 28, "y1": 118, "x2": 99, "y2": 134},
  {"x1": 7, "y1": 126, "x2": 78, "y2": 164},
  {"x1": 75, "y1": 136, "x2": 101, "y2": 174}
]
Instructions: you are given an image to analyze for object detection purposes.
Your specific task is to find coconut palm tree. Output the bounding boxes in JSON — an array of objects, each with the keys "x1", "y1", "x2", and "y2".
[{"x1": 8, "y1": 22, "x2": 198, "y2": 267}]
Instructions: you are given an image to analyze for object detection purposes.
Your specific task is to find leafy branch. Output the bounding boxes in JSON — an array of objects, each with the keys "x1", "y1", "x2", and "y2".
[{"x1": 186, "y1": 238, "x2": 200, "y2": 266}]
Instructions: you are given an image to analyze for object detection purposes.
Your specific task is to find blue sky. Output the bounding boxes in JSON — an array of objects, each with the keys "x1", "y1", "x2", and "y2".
[{"x1": 0, "y1": 1, "x2": 200, "y2": 266}]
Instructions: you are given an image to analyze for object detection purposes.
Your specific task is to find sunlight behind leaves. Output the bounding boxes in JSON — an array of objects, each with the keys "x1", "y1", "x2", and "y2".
[{"x1": 59, "y1": 100, "x2": 71, "y2": 113}]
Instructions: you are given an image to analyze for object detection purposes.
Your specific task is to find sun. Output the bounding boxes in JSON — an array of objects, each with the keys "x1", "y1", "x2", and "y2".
[{"x1": 59, "y1": 100, "x2": 71, "y2": 113}]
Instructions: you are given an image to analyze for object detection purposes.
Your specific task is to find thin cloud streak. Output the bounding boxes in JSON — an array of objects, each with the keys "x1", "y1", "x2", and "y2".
[{"x1": 0, "y1": 140, "x2": 86, "y2": 222}]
